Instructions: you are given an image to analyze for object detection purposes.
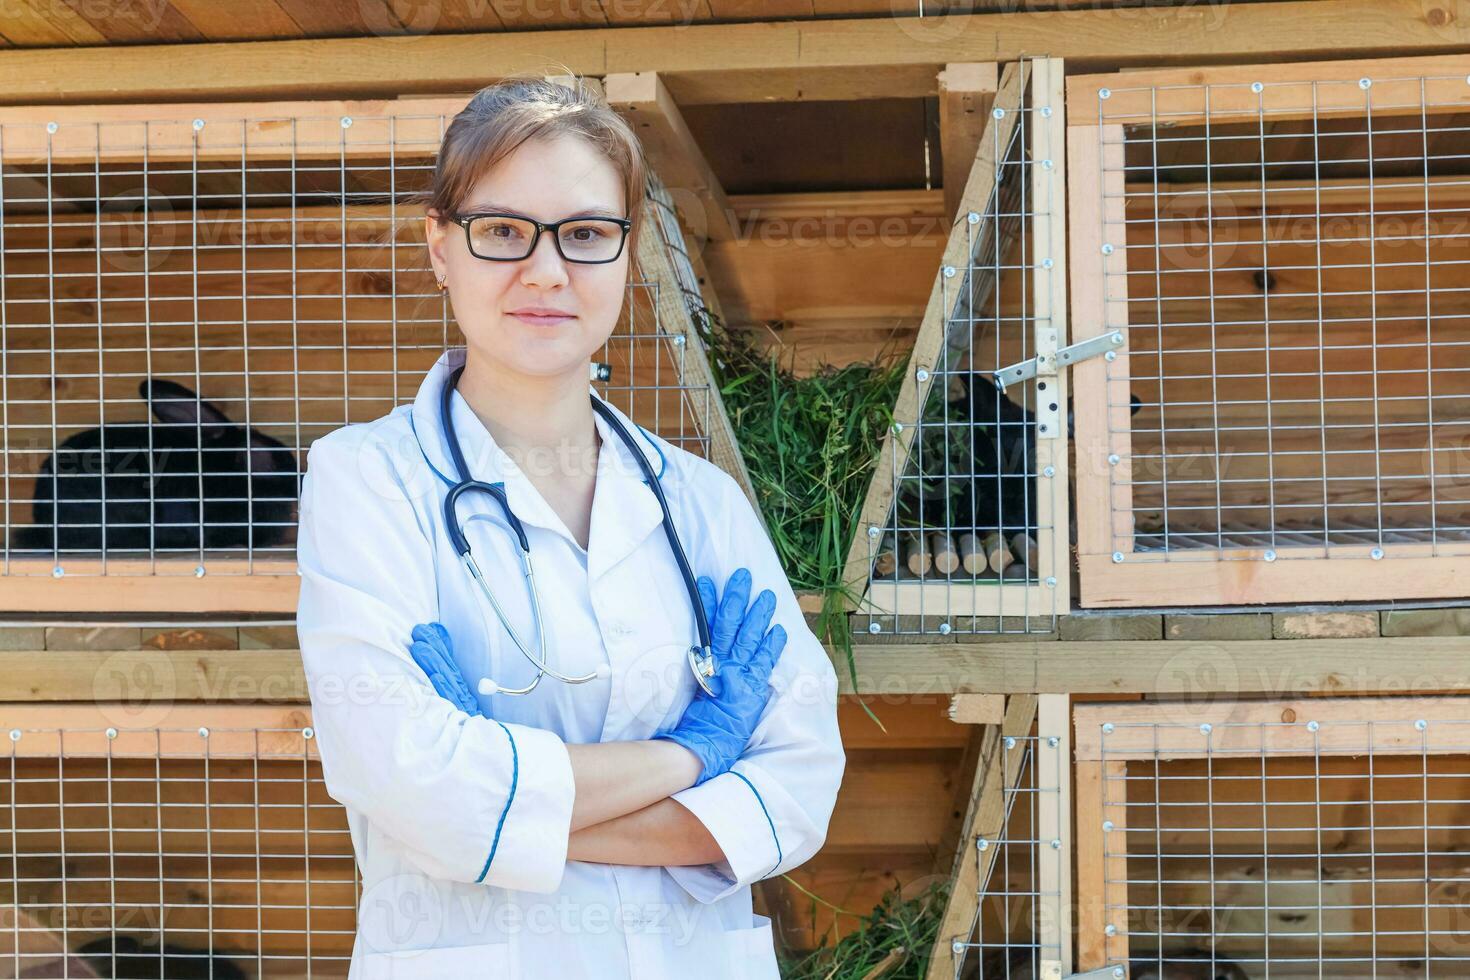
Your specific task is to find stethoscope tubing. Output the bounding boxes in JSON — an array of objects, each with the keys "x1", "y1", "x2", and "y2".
[{"x1": 437, "y1": 362, "x2": 716, "y2": 697}]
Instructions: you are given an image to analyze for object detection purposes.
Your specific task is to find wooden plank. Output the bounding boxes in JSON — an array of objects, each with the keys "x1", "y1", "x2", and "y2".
[
  {"x1": 605, "y1": 71, "x2": 736, "y2": 242},
  {"x1": 1074, "y1": 759, "x2": 1128, "y2": 971},
  {"x1": 837, "y1": 634, "x2": 1470, "y2": 696},
  {"x1": 10, "y1": 634, "x2": 1470, "y2": 702},
  {"x1": 633, "y1": 179, "x2": 768, "y2": 526},
  {"x1": 0, "y1": 703, "x2": 315, "y2": 758},
  {"x1": 0, "y1": 565, "x2": 301, "y2": 614},
  {"x1": 0, "y1": 98, "x2": 465, "y2": 164},
  {"x1": 1078, "y1": 552, "x2": 1470, "y2": 607},
  {"x1": 3, "y1": 4, "x2": 1469, "y2": 105},
  {"x1": 841, "y1": 61, "x2": 1030, "y2": 607},
  {"x1": 925, "y1": 694, "x2": 1037, "y2": 980},
  {"x1": 1074, "y1": 695, "x2": 1470, "y2": 761},
  {"x1": 1030, "y1": 57, "x2": 1073, "y2": 615},
  {"x1": 1036, "y1": 693, "x2": 1072, "y2": 975},
  {"x1": 1067, "y1": 122, "x2": 1134, "y2": 562},
  {"x1": 947, "y1": 692, "x2": 1003, "y2": 724},
  {"x1": 1069, "y1": 52, "x2": 1470, "y2": 128},
  {"x1": 938, "y1": 63, "x2": 999, "y2": 226}
]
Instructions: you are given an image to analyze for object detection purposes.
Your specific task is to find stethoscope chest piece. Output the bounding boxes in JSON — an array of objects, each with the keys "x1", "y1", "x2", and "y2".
[{"x1": 688, "y1": 645, "x2": 717, "y2": 696}]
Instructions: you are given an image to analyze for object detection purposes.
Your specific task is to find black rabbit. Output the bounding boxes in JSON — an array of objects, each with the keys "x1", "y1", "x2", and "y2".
[
  {"x1": 76, "y1": 936, "x2": 247, "y2": 979},
  {"x1": 899, "y1": 372, "x2": 1142, "y2": 536},
  {"x1": 13, "y1": 378, "x2": 299, "y2": 554}
]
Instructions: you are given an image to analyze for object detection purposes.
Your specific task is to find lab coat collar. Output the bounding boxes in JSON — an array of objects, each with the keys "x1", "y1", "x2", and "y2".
[{"x1": 408, "y1": 347, "x2": 667, "y2": 578}]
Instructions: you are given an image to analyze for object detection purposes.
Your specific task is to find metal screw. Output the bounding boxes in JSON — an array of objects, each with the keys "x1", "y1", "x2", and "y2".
[
  {"x1": 672, "y1": 334, "x2": 686, "y2": 347},
  {"x1": 868, "y1": 622, "x2": 881, "y2": 635},
  {"x1": 1415, "y1": 719, "x2": 1428, "y2": 732},
  {"x1": 1111, "y1": 331, "x2": 1125, "y2": 344},
  {"x1": 952, "y1": 940, "x2": 965, "y2": 955},
  {"x1": 977, "y1": 837, "x2": 990, "y2": 851},
  {"x1": 1042, "y1": 465, "x2": 1055, "y2": 478},
  {"x1": 1263, "y1": 550, "x2": 1277, "y2": 562},
  {"x1": 1105, "y1": 350, "x2": 1117, "y2": 361},
  {"x1": 1359, "y1": 77, "x2": 1372, "y2": 90},
  {"x1": 992, "y1": 107, "x2": 1006, "y2": 119},
  {"x1": 1041, "y1": 159, "x2": 1054, "y2": 170},
  {"x1": 1101, "y1": 243, "x2": 1114, "y2": 255},
  {"x1": 1251, "y1": 81, "x2": 1264, "y2": 93},
  {"x1": 106, "y1": 728, "x2": 118, "y2": 739},
  {"x1": 891, "y1": 422, "x2": 904, "y2": 435},
  {"x1": 867, "y1": 525, "x2": 881, "y2": 539},
  {"x1": 915, "y1": 367, "x2": 930, "y2": 383},
  {"x1": 195, "y1": 565, "x2": 206, "y2": 578},
  {"x1": 198, "y1": 727, "x2": 210, "y2": 738},
  {"x1": 1048, "y1": 736, "x2": 1059, "y2": 748},
  {"x1": 1102, "y1": 819, "x2": 1114, "y2": 832},
  {"x1": 1040, "y1": 106, "x2": 1053, "y2": 117},
  {"x1": 967, "y1": 211, "x2": 980, "y2": 225},
  {"x1": 1004, "y1": 736, "x2": 1017, "y2": 750},
  {"x1": 1041, "y1": 257, "x2": 1053, "y2": 269},
  {"x1": 938, "y1": 622, "x2": 952, "y2": 635},
  {"x1": 341, "y1": 116, "x2": 353, "y2": 128},
  {"x1": 1113, "y1": 969, "x2": 1126, "y2": 979},
  {"x1": 192, "y1": 118, "x2": 206, "y2": 132},
  {"x1": 303, "y1": 727, "x2": 315, "y2": 739},
  {"x1": 942, "y1": 265, "x2": 956, "y2": 279},
  {"x1": 52, "y1": 566, "x2": 64, "y2": 578},
  {"x1": 1307, "y1": 720, "x2": 1320, "y2": 732},
  {"x1": 1112, "y1": 552, "x2": 1124, "y2": 564},
  {"x1": 1108, "y1": 453, "x2": 1121, "y2": 466},
  {"x1": 1105, "y1": 924, "x2": 1118, "y2": 937},
  {"x1": 47, "y1": 121, "x2": 59, "y2": 134},
  {"x1": 1370, "y1": 547, "x2": 1384, "y2": 560},
  {"x1": 1102, "y1": 723, "x2": 1115, "y2": 735},
  {"x1": 1200, "y1": 723, "x2": 1213, "y2": 735},
  {"x1": 1050, "y1": 838, "x2": 1062, "y2": 849},
  {"x1": 9, "y1": 730, "x2": 21, "y2": 742},
  {"x1": 1099, "y1": 88, "x2": 1111, "y2": 100},
  {"x1": 1045, "y1": 576, "x2": 1057, "y2": 588}
]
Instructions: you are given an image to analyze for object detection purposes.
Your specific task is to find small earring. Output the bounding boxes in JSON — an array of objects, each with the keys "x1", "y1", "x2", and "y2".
[{"x1": 436, "y1": 275, "x2": 447, "y2": 292}]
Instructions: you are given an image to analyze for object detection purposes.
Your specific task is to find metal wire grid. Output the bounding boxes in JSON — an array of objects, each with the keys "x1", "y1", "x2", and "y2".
[
  {"x1": 1095, "y1": 714, "x2": 1470, "y2": 978},
  {"x1": 952, "y1": 731, "x2": 1067, "y2": 979},
  {"x1": 861, "y1": 60, "x2": 1064, "y2": 635},
  {"x1": 1093, "y1": 71, "x2": 1470, "y2": 563},
  {"x1": 3, "y1": 723, "x2": 355, "y2": 978},
  {"x1": 0, "y1": 109, "x2": 713, "y2": 580}
]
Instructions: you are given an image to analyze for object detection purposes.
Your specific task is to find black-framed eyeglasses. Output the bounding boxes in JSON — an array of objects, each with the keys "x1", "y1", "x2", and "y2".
[{"x1": 448, "y1": 211, "x2": 633, "y2": 264}]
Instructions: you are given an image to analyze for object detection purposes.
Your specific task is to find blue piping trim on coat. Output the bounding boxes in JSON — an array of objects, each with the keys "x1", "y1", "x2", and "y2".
[
  {"x1": 728, "y1": 769, "x2": 782, "y2": 879},
  {"x1": 476, "y1": 719, "x2": 520, "y2": 883}
]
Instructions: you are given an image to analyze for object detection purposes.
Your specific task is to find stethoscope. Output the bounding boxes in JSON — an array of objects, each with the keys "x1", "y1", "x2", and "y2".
[{"x1": 437, "y1": 363, "x2": 717, "y2": 698}]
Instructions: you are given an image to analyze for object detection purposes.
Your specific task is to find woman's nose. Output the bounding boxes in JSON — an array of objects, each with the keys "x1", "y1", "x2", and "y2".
[{"x1": 518, "y1": 229, "x2": 570, "y2": 288}]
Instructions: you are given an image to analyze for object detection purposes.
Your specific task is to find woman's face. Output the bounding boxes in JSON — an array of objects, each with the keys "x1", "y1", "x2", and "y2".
[{"x1": 426, "y1": 134, "x2": 630, "y2": 384}]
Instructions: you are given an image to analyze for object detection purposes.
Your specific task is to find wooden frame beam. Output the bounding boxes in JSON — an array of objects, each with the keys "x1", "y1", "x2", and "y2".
[
  {"x1": 605, "y1": 71, "x2": 736, "y2": 243},
  {"x1": 2, "y1": 3, "x2": 1468, "y2": 106},
  {"x1": 7, "y1": 634, "x2": 1470, "y2": 700},
  {"x1": 938, "y1": 63, "x2": 999, "y2": 225}
]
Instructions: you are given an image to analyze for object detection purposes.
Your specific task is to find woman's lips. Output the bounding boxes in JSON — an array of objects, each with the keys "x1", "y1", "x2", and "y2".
[{"x1": 509, "y1": 312, "x2": 575, "y2": 326}]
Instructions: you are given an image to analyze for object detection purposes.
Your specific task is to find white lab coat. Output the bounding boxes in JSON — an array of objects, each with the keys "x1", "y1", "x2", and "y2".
[{"x1": 294, "y1": 346, "x2": 846, "y2": 979}]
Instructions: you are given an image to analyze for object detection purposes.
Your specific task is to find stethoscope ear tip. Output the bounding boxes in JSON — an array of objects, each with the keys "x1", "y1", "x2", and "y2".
[{"x1": 477, "y1": 677, "x2": 501, "y2": 696}]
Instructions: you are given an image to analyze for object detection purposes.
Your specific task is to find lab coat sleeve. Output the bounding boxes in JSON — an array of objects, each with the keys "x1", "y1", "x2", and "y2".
[
  {"x1": 666, "y1": 470, "x2": 846, "y2": 904},
  {"x1": 294, "y1": 429, "x2": 575, "y2": 893}
]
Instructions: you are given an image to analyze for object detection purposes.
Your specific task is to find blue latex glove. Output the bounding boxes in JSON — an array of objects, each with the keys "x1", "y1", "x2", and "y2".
[
  {"x1": 408, "y1": 622, "x2": 485, "y2": 718},
  {"x1": 653, "y1": 567, "x2": 788, "y2": 786}
]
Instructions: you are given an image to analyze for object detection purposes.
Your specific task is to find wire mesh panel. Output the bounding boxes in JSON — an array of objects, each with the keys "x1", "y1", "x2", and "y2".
[
  {"x1": 1068, "y1": 55, "x2": 1470, "y2": 606},
  {"x1": 0, "y1": 97, "x2": 734, "y2": 611},
  {"x1": 1, "y1": 706, "x2": 354, "y2": 979},
  {"x1": 1075, "y1": 696, "x2": 1470, "y2": 979},
  {"x1": 849, "y1": 58, "x2": 1069, "y2": 636},
  {"x1": 949, "y1": 721, "x2": 1071, "y2": 979}
]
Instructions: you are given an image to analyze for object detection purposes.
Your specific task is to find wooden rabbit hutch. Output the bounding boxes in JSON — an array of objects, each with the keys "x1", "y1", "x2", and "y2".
[{"x1": 2, "y1": 5, "x2": 1470, "y2": 980}]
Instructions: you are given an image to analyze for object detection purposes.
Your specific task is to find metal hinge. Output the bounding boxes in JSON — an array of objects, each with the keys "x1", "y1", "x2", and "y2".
[{"x1": 994, "y1": 331, "x2": 1126, "y2": 390}]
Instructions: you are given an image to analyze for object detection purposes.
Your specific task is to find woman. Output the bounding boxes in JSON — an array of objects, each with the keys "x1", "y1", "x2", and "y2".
[{"x1": 294, "y1": 75, "x2": 846, "y2": 979}]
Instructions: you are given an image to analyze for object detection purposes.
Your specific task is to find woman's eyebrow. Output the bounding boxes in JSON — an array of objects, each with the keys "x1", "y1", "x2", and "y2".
[{"x1": 466, "y1": 201, "x2": 623, "y2": 219}]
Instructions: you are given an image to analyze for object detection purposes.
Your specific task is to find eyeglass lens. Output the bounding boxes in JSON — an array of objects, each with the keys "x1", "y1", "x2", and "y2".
[{"x1": 466, "y1": 216, "x2": 625, "y2": 262}]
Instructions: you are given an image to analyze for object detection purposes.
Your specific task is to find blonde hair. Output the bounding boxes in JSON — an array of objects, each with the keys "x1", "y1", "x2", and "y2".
[{"x1": 418, "y1": 73, "x2": 649, "y2": 266}]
